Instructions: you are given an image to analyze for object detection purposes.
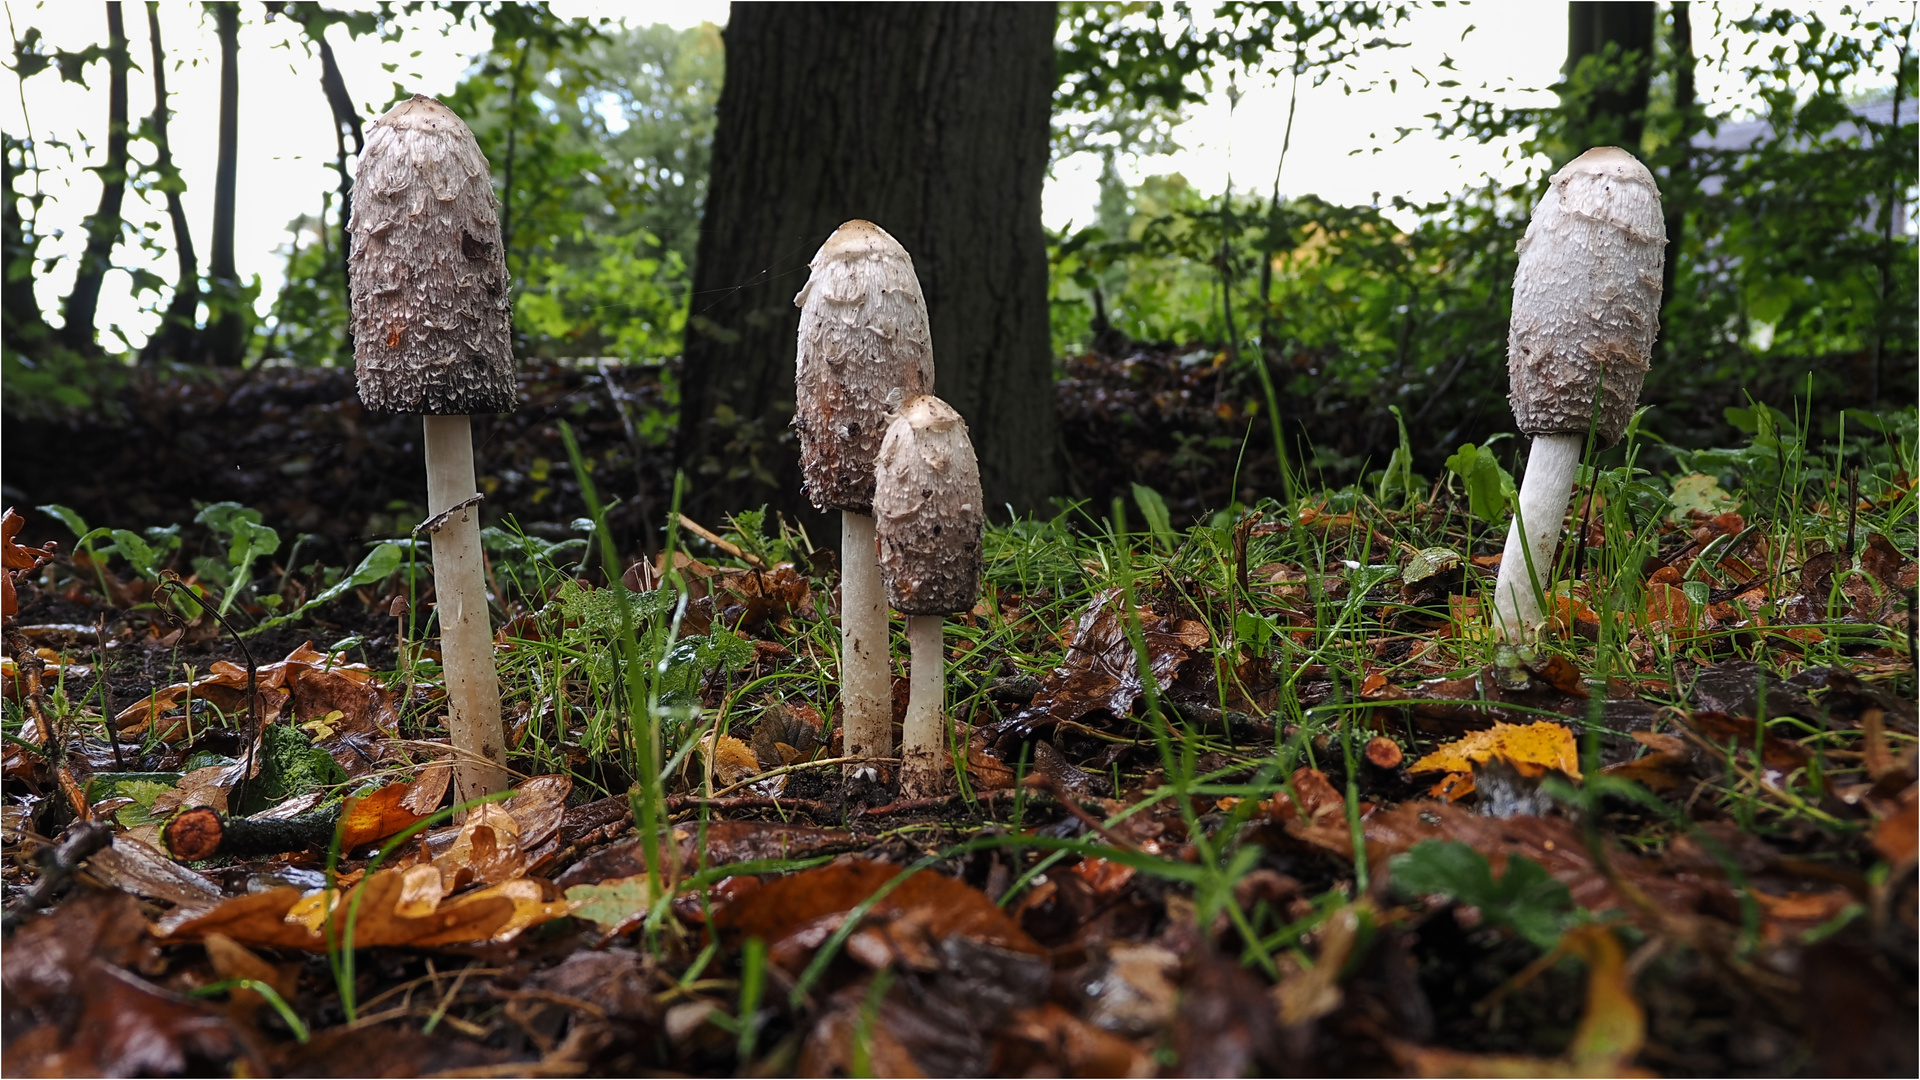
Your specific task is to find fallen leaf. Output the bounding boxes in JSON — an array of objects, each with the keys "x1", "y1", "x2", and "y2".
[
  {"x1": 1273, "y1": 904, "x2": 1361, "y2": 1026},
  {"x1": 154, "y1": 867, "x2": 574, "y2": 950},
  {"x1": 1873, "y1": 782, "x2": 1918, "y2": 865},
  {"x1": 565, "y1": 874, "x2": 654, "y2": 931},
  {"x1": 698, "y1": 732, "x2": 760, "y2": 787},
  {"x1": 1410, "y1": 721, "x2": 1582, "y2": 782},
  {"x1": 1029, "y1": 588, "x2": 1210, "y2": 724}
]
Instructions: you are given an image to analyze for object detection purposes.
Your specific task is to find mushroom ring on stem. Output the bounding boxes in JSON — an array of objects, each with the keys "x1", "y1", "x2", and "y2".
[
  {"x1": 1494, "y1": 146, "x2": 1666, "y2": 641},
  {"x1": 793, "y1": 220, "x2": 935, "y2": 772},
  {"x1": 873, "y1": 395, "x2": 984, "y2": 799},
  {"x1": 350, "y1": 95, "x2": 514, "y2": 801}
]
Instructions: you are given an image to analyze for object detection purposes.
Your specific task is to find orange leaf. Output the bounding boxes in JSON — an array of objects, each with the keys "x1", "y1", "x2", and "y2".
[{"x1": 1409, "y1": 721, "x2": 1582, "y2": 781}]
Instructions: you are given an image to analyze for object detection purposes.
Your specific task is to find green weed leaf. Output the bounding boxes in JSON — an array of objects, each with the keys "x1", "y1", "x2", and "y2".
[{"x1": 1390, "y1": 839, "x2": 1576, "y2": 949}]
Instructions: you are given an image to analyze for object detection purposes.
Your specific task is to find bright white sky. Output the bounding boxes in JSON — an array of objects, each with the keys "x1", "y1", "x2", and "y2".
[{"x1": 0, "y1": 1, "x2": 1867, "y2": 351}]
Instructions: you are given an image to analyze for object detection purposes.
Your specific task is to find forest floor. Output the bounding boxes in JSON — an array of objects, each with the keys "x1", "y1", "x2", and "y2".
[{"x1": 2, "y1": 354, "x2": 1916, "y2": 1077}]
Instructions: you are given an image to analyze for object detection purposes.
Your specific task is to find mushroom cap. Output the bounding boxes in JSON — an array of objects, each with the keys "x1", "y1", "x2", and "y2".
[
  {"x1": 793, "y1": 219, "x2": 935, "y2": 515},
  {"x1": 1507, "y1": 146, "x2": 1666, "y2": 448},
  {"x1": 350, "y1": 95, "x2": 515, "y2": 415},
  {"x1": 873, "y1": 395, "x2": 983, "y2": 616}
]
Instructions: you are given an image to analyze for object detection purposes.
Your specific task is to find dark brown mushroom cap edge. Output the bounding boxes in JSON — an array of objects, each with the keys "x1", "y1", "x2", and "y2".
[
  {"x1": 874, "y1": 396, "x2": 983, "y2": 616},
  {"x1": 351, "y1": 95, "x2": 516, "y2": 416},
  {"x1": 793, "y1": 220, "x2": 936, "y2": 516},
  {"x1": 1506, "y1": 146, "x2": 1666, "y2": 449}
]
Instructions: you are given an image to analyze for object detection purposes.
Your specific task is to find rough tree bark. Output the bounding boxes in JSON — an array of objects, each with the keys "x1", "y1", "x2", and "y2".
[
  {"x1": 314, "y1": 30, "x2": 363, "y2": 291},
  {"x1": 59, "y1": 2, "x2": 129, "y2": 351},
  {"x1": 204, "y1": 2, "x2": 246, "y2": 368},
  {"x1": 1563, "y1": 2, "x2": 1656, "y2": 155},
  {"x1": 676, "y1": 3, "x2": 1060, "y2": 527},
  {"x1": 140, "y1": 0, "x2": 200, "y2": 366}
]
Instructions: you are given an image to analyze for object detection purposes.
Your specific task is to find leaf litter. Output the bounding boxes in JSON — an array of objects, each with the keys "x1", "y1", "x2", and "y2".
[{"x1": 2, "y1": 412, "x2": 1917, "y2": 1078}]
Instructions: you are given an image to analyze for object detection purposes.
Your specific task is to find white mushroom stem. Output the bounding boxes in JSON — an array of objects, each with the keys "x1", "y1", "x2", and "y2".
[
  {"x1": 901, "y1": 614, "x2": 946, "y2": 795},
  {"x1": 423, "y1": 414, "x2": 507, "y2": 801},
  {"x1": 1493, "y1": 432, "x2": 1584, "y2": 641},
  {"x1": 840, "y1": 511, "x2": 892, "y2": 768}
]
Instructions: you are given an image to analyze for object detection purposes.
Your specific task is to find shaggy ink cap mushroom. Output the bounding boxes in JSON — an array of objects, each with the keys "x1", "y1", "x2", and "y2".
[
  {"x1": 348, "y1": 94, "x2": 513, "y2": 800},
  {"x1": 1506, "y1": 146, "x2": 1665, "y2": 449},
  {"x1": 1494, "y1": 146, "x2": 1666, "y2": 641},
  {"x1": 793, "y1": 219, "x2": 935, "y2": 515},
  {"x1": 874, "y1": 395, "x2": 983, "y2": 799},
  {"x1": 351, "y1": 94, "x2": 515, "y2": 416},
  {"x1": 874, "y1": 395, "x2": 985, "y2": 615}
]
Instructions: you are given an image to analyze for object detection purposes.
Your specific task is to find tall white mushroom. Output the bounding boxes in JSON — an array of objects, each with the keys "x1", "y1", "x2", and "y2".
[
  {"x1": 793, "y1": 221, "x2": 935, "y2": 772},
  {"x1": 351, "y1": 95, "x2": 514, "y2": 800},
  {"x1": 1493, "y1": 147, "x2": 1666, "y2": 641},
  {"x1": 873, "y1": 396, "x2": 984, "y2": 798}
]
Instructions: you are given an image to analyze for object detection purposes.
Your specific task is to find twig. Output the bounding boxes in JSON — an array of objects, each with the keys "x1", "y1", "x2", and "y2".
[
  {"x1": 414, "y1": 493, "x2": 486, "y2": 538},
  {"x1": 676, "y1": 514, "x2": 764, "y2": 569},
  {"x1": 2, "y1": 819, "x2": 113, "y2": 932}
]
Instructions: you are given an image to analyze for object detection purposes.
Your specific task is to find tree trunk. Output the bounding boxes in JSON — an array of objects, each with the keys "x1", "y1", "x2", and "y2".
[
  {"x1": 140, "y1": 0, "x2": 200, "y2": 366},
  {"x1": 676, "y1": 2, "x2": 1060, "y2": 527},
  {"x1": 59, "y1": 2, "x2": 129, "y2": 351},
  {"x1": 314, "y1": 31, "x2": 362, "y2": 293},
  {"x1": 1659, "y1": 2, "x2": 1695, "y2": 319},
  {"x1": 204, "y1": 2, "x2": 246, "y2": 367},
  {"x1": 1563, "y1": 2, "x2": 1656, "y2": 155}
]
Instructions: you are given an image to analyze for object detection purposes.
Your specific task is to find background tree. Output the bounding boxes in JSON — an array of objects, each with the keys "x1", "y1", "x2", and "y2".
[
  {"x1": 57, "y1": 2, "x2": 128, "y2": 352},
  {"x1": 203, "y1": 2, "x2": 247, "y2": 368},
  {"x1": 139, "y1": 0, "x2": 200, "y2": 366},
  {"x1": 675, "y1": 2, "x2": 1059, "y2": 525}
]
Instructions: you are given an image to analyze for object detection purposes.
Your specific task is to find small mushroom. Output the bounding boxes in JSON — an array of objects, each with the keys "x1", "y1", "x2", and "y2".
[
  {"x1": 351, "y1": 95, "x2": 514, "y2": 800},
  {"x1": 793, "y1": 220, "x2": 935, "y2": 771},
  {"x1": 1494, "y1": 146, "x2": 1666, "y2": 640},
  {"x1": 873, "y1": 395, "x2": 983, "y2": 798}
]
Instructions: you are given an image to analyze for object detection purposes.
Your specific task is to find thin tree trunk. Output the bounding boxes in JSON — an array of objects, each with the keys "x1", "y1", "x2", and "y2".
[
  {"x1": 1659, "y1": 2, "x2": 1694, "y2": 318},
  {"x1": 1563, "y1": 2, "x2": 1656, "y2": 156},
  {"x1": 677, "y1": 3, "x2": 1060, "y2": 526},
  {"x1": 204, "y1": 2, "x2": 246, "y2": 367},
  {"x1": 314, "y1": 31, "x2": 362, "y2": 294},
  {"x1": 140, "y1": 0, "x2": 200, "y2": 366},
  {"x1": 59, "y1": 2, "x2": 129, "y2": 351}
]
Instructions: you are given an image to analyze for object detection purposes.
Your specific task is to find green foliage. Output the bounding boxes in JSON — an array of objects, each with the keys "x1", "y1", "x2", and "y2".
[
  {"x1": 193, "y1": 502, "x2": 282, "y2": 617},
  {"x1": 1443, "y1": 443, "x2": 1516, "y2": 526},
  {"x1": 1390, "y1": 839, "x2": 1578, "y2": 949}
]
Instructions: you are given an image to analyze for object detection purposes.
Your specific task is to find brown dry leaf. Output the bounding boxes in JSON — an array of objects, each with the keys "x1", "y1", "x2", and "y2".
[
  {"x1": 1873, "y1": 782, "x2": 1918, "y2": 865},
  {"x1": 1600, "y1": 731, "x2": 1695, "y2": 794},
  {"x1": 203, "y1": 932, "x2": 298, "y2": 1017},
  {"x1": 715, "y1": 858, "x2": 1043, "y2": 975},
  {"x1": 502, "y1": 773, "x2": 571, "y2": 849},
  {"x1": 698, "y1": 732, "x2": 760, "y2": 787},
  {"x1": 1272, "y1": 904, "x2": 1361, "y2": 1027},
  {"x1": 154, "y1": 866, "x2": 574, "y2": 951},
  {"x1": 1410, "y1": 721, "x2": 1582, "y2": 782},
  {"x1": 335, "y1": 774, "x2": 442, "y2": 851},
  {"x1": 997, "y1": 1003, "x2": 1155, "y2": 1078},
  {"x1": 1858, "y1": 533, "x2": 1911, "y2": 592},
  {"x1": 1029, "y1": 588, "x2": 1209, "y2": 724},
  {"x1": 1392, "y1": 925, "x2": 1650, "y2": 1077},
  {"x1": 3, "y1": 890, "x2": 243, "y2": 1076},
  {"x1": 554, "y1": 820, "x2": 858, "y2": 890},
  {"x1": 113, "y1": 641, "x2": 398, "y2": 748},
  {"x1": 434, "y1": 802, "x2": 528, "y2": 890}
]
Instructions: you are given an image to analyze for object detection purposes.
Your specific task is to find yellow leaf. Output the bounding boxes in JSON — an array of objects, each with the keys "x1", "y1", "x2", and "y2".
[{"x1": 1410, "y1": 721, "x2": 1582, "y2": 781}]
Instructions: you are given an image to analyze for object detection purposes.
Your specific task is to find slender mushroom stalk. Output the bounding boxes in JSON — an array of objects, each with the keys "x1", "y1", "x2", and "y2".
[
  {"x1": 793, "y1": 220, "x2": 935, "y2": 773},
  {"x1": 1494, "y1": 146, "x2": 1666, "y2": 641},
  {"x1": 873, "y1": 396, "x2": 983, "y2": 798},
  {"x1": 351, "y1": 95, "x2": 515, "y2": 801}
]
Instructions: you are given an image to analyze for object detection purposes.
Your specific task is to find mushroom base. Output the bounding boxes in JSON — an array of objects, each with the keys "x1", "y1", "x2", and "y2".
[
  {"x1": 839, "y1": 512, "x2": 893, "y2": 772},
  {"x1": 1493, "y1": 432, "x2": 1585, "y2": 641},
  {"x1": 424, "y1": 414, "x2": 508, "y2": 802},
  {"x1": 899, "y1": 614, "x2": 950, "y2": 799}
]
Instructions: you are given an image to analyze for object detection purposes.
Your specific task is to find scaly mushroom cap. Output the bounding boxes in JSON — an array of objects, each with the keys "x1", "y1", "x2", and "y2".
[
  {"x1": 874, "y1": 395, "x2": 983, "y2": 616},
  {"x1": 1507, "y1": 146, "x2": 1666, "y2": 448},
  {"x1": 350, "y1": 95, "x2": 515, "y2": 415},
  {"x1": 793, "y1": 220, "x2": 935, "y2": 515}
]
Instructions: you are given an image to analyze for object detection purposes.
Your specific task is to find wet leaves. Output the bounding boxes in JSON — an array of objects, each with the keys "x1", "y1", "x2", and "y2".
[{"x1": 1028, "y1": 588, "x2": 1209, "y2": 724}]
